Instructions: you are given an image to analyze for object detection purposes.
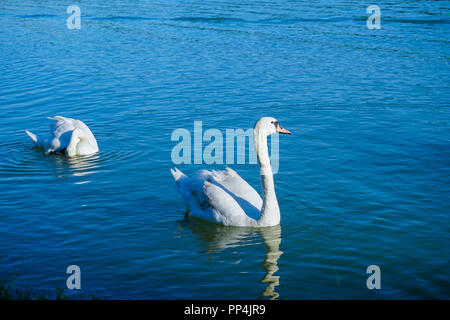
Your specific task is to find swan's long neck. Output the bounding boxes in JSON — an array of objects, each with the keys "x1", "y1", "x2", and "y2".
[{"x1": 254, "y1": 129, "x2": 280, "y2": 227}]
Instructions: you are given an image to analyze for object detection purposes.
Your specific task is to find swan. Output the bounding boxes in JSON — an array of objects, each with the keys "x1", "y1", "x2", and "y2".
[
  {"x1": 171, "y1": 117, "x2": 291, "y2": 227},
  {"x1": 25, "y1": 116, "x2": 99, "y2": 157}
]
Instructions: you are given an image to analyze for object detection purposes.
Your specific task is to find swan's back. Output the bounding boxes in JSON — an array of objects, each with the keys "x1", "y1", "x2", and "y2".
[{"x1": 171, "y1": 167, "x2": 263, "y2": 226}]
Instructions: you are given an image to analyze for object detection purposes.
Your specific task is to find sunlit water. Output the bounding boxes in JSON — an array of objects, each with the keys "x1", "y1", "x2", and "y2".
[{"x1": 0, "y1": 1, "x2": 449, "y2": 299}]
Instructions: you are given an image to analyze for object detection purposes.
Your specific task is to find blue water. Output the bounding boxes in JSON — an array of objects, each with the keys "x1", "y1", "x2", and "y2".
[{"x1": 0, "y1": 0, "x2": 449, "y2": 299}]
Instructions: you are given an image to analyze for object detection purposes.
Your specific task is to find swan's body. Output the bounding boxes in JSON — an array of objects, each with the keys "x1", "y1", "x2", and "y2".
[
  {"x1": 171, "y1": 117, "x2": 291, "y2": 227},
  {"x1": 25, "y1": 116, "x2": 99, "y2": 157}
]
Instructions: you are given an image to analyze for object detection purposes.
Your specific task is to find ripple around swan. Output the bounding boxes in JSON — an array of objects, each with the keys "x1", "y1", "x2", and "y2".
[{"x1": 0, "y1": 136, "x2": 141, "y2": 185}]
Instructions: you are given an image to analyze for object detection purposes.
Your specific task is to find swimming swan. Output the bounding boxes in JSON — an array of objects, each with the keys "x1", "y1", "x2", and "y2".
[
  {"x1": 171, "y1": 117, "x2": 291, "y2": 227},
  {"x1": 25, "y1": 116, "x2": 99, "y2": 157}
]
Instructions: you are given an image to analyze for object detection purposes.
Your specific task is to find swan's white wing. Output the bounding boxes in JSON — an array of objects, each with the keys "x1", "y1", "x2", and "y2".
[
  {"x1": 171, "y1": 168, "x2": 260, "y2": 226},
  {"x1": 74, "y1": 119, "x2": 97, "y2": 140},
  {"x1": 46, "y1": 117, "x2": 98, "y2": 155},
  {"x1": 202, "y1": 181, "x2": 257, "y2": 227},
  {"x1": 44, "y1": 116, "x2": 76, "y2": 153},
  {"x1": 210, "y1": 167, "x2": 263, "y2": 211},
  {"x1": 73, "y1": 119, "x2": 99, "y2": 152},
  {"x1": 48, "y1": 116, "x2": 76, "y2": 137}
]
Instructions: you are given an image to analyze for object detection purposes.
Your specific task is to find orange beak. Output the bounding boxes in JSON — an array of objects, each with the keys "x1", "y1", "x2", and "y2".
[{"x1": 277, "y1": 125, "x2": 291, "y2": 134}]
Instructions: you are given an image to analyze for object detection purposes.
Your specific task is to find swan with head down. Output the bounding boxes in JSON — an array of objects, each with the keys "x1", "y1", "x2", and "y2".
[
  {"x1": 25, "y1": 116, "x2": 99, "y2": 157},
  {"x1": 171, "y1": 117, "x2": 291, "y2": 227}
]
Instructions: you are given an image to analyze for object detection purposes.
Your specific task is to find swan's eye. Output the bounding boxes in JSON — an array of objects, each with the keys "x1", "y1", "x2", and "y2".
[{"x1": 271, "y1": 121, "x2": 279, "y2": 128}]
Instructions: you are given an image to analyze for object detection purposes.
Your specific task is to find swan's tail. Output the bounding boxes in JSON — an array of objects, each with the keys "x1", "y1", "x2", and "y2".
[
  {"x1": 171, "y1": 167, "x2": 192, "y2": 214},
  {"x1": 25, "y1": 130, "x2": 38, "y2": 145},
  {"x1": 171, "y1": 167, "x2": 190, "y2": 196},
  {"x1": 170, "y1": 167, "x2": 186, "y2": 182}
]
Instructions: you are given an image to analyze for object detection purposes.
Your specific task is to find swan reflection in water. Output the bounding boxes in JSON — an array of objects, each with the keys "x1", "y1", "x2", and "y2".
[
  {"x1": 180, "y1": 220, "x2": 283, "y2": 300},
  {"x1": 258, "y1": 225, "x2": 283, "y2": 300},
  {"x1": 50, "y1": 153, "x2": 100, "y2": 184}
]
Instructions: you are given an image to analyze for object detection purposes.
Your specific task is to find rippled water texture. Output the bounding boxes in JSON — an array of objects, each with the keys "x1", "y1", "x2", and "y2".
[{"x1": 0, "y1": 1, "x2": 449, "y2": 299}]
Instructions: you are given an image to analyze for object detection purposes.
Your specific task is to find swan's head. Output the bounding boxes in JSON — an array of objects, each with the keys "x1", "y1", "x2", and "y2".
[{"x1": 254, "y1": 117, "x2": 291, "y2": 136}]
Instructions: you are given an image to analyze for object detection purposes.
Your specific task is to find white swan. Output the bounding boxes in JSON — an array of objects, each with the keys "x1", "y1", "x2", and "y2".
[
  {"x1": 25, "y1": 116, "x2": 99, "y2": 157},
  {"x1": 171, "y1": 117, "x2": 291, "y2": 227}
]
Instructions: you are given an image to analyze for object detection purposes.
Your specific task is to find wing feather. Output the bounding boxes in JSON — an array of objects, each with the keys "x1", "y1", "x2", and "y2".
[
  {"x1": 210, "y1": 167, "x2": 263, "y2": 210},
  {"x1": 171, "y1": 168, "x2": 261, "y2": 226}
]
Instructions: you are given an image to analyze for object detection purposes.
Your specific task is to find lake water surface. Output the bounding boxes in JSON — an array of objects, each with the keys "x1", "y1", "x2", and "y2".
[{"x1": 0, "y1": 0, "x2": 449, "y2": 299}]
